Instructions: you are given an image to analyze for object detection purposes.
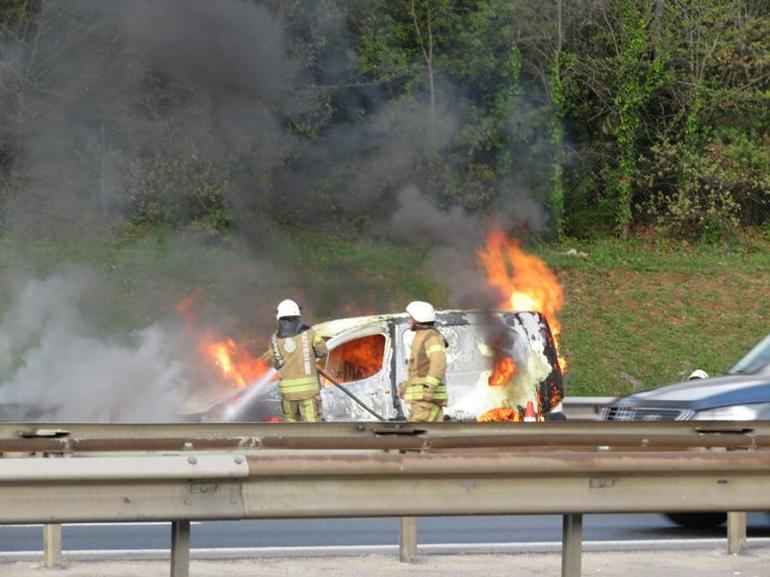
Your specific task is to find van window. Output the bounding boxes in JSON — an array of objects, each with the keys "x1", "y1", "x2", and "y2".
[{"x1": 326, "y1": 334, "x2": 386, "y2": 383}]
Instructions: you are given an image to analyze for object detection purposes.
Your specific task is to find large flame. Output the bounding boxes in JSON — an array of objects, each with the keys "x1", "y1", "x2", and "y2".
[
  {"x1": 479, "y1": 395, "x2": 542, "y2": 423},
  {"x1": 479, "y1": 406, "x2": 521, "y2": 422},
  {"x1": 175, "y1": 290, "x2": 273, "y2": 390},
  {"x1": 202, "y1": 336, "x2": 270, "y2": 389},
  {"x1": 326, "y1": 334, "x2": 384, "y2": 384},
  {"x1": 478, "y1": 230, "x2": 567, "y2": 371},
  {"x1": 488, "y1": 356, "x2": 517, "y2": 386}
]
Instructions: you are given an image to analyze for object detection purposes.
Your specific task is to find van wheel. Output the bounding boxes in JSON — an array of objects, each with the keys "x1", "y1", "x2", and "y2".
[{"x1": 664, "y1": 513, "x2": 727, "y2": 529}]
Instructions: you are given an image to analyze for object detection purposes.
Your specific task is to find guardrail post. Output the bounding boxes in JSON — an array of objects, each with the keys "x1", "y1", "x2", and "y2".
[
  {"x1": 170, "y1": 520, "x2": 191, "y2": 577},
  {"x1": 399, "y1": 516, "x2": 418, "y2": 562},
  {"x1": 727, "y1": 511, "x2": 747, "y2": 555},
  {"x1": 561, "y1": 513, "x2": 582, "y2": 577},
  {"x1": 43, "y1": 523, "x2": 62, "y2": 568}
]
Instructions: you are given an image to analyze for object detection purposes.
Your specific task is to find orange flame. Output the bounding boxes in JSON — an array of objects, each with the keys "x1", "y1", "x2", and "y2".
[
  {"x1": 479, "y1": 407, "x2": 522, "y2": 422},
  {"x1": 479, "y1": 394, "x2": 545, "y2": 423},
  {"x1": 488, "y1": 356, "x2": 517, "y2": 386},
  {"x1": 478, "y1": 230, "x2": 567, "y2": 371},
  {"x1": 174, "y1": 289, "x2": 273, "y2": 390},
  {"x1": 202, "y1": 336, "x2": 270, "y2": 389},
  {"x1": 326, "y1": 334, "x2": 384, "y2": 384}
]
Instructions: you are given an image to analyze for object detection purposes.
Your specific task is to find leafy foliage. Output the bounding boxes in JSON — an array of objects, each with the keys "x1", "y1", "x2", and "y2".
[{"x1": 0, "y1": 0, "x2": 767, "y2": 240}]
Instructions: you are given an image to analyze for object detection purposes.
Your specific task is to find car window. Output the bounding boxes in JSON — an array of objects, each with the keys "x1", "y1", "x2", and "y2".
[
  {"x1": 729, "y1": 334, "x2": 770, "y2": 375},
  {"x1": 325, "y1": 334, "x2": 386, "y2": 383}
]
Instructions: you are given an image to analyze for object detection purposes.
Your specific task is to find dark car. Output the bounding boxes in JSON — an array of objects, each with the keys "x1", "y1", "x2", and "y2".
[
  {"x1": 600, "y1": 332, "x2": 770, "y2": 528},
  {"x1": 601, "y1": 333, "x2": 770, "y2": 422}
]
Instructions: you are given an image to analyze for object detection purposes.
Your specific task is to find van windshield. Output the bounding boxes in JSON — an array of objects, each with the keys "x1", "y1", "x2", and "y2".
[{"x1": 729, "y1": 334, "x2": 770, "y2": 375}]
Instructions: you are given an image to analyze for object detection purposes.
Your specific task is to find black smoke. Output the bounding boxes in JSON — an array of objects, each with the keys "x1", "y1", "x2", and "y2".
[{"x1": 0, "y1": 1, "x2": 546, "y2": 420}]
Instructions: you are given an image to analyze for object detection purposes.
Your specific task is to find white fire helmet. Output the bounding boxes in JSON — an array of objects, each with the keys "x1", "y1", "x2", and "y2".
[
  {"x1": 688, "y1": 369, "x2": 709, "y2": 380},
  {"x1": 276, "y1": 299, "x2": 301, "y2": 320},
  {"x1": 405, "y1": 301, "x2": 436, "y2": 323}
]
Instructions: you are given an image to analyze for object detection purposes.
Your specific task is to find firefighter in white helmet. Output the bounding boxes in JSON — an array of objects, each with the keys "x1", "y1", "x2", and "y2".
[
  {"x1": 264, "y1": 299, "x2": 328, "y2": 422},
  {"x1": 398, "y1": 301, "x2": 448, "y2": 422}
]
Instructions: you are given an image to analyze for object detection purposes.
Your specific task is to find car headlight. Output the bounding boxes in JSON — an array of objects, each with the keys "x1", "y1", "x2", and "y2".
[{"x1": 692, "y1": 403, "x2": 770, "y2": 421}]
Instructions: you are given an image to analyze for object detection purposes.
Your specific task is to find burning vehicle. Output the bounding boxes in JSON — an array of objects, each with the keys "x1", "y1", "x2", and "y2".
[
  {"x1": 181, "y1": 309, "x2": 565, "y2": 422},
  {"x1": 0, "y1": 230, "x2": 567, "y2": 423},
  {"x1": 183, "y1": 231, "x2": 567, "y2": 422}
]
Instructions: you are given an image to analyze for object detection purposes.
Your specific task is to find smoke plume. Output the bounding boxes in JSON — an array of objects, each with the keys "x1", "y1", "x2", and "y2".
[
  {"x1": 0, "y1": 1, "x2": 548, "y2": 420},
  {"x1": 390, "y1": 185, "x2": 548, "y2": 309},
  {"x1": 0, "y1": 270, "x2": 190, "y2": 420}
]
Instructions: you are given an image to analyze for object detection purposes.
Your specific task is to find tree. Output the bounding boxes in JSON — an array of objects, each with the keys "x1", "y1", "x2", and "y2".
[
  {"x1": 354, "y1": 1, "x2": 550, "y2": 209},
  {"x1": 613, "y1": 0, "x2": 664, "y2": 239},
  {"x1": 643, "y1": 0, "x2": 770, "y2": 237}
]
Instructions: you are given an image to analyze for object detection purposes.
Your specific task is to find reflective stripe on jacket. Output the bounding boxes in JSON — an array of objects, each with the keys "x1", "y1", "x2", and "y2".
[
  {"x1": 265, "y1": 328, "x2": 328, "y2": 401},
  {"x1": 401, "y1": 327, "x2": 448, "y2": 406}
]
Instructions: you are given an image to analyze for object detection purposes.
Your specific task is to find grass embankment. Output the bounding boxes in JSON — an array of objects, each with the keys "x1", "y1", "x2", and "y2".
[
  {"x1": 292, "y1": 233, "x2": 770, "y2": 397},
  {"x1": 547, "y1": 237, "x2": 770, "y2": 396},
  {"x1": 1, "y1": 233, "x2": 768, "y2": 397}
]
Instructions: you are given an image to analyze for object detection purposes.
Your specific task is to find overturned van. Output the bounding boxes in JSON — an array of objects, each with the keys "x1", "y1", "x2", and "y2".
[{"x1": 186, "y1": 309, "x2": 565, "y2": 422}]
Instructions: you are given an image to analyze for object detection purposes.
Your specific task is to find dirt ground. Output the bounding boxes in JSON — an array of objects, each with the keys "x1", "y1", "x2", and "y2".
[{"x1": 2, "y1": 549, "x2": 770, "y2": 577}]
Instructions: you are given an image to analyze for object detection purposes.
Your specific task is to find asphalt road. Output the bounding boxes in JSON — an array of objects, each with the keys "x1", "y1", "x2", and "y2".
[{"x1": 2, "y1": 514, "x2": 770, "y2": 553}]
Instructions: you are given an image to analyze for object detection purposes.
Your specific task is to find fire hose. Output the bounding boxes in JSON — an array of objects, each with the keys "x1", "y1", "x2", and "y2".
[{"x1": 316, "y1": 366, "x2": 386, "y2": 421}]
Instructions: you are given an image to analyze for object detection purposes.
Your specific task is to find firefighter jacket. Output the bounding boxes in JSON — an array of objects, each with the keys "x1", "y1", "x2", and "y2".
[
  {"x1": 265, "y1": 328, "x2": 328, "y2": 401},
  {"x1": 400, "y1": 327, "x2": 448, "y2": 406}
]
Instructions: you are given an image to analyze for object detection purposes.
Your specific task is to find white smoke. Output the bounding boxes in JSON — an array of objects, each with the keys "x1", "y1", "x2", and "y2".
[{"x1": 0, "y1": 270, "x2": 192, "y2": 421}]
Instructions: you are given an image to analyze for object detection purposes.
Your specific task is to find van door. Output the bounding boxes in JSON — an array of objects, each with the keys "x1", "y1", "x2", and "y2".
[{"x1": 321, "y1": 324, "x2": 393, "y2": 421}]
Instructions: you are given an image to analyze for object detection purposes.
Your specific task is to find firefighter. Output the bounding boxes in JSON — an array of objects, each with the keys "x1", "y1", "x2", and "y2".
[
  {"x1": 399, "y1": 301, "x2": 448, "y2": 422},
  {"x1": 265, "y1": 299, "x2": 328, "y2": 423}
]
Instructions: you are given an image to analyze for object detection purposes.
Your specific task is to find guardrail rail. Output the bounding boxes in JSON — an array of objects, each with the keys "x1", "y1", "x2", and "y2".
[{"x1": 1, "y1": 420, "x2": 769, "y2": 577}]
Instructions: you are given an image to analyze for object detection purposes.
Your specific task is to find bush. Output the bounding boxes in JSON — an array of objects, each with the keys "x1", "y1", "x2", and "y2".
[
  {"x1": 130, "y1": 142, "x2": 233, "y2": 235},
  {"x1": 643, "y1": 136, "x2": 745, "y2": 241}
]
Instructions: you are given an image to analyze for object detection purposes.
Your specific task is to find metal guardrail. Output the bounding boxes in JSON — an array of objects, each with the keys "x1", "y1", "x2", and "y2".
[
  {"x1": 1, "y1": 421, "x2": 769, "y2": 577},
  {"x1": 1, "y1": 420, "x2": 768, "y2": 450},
  {"x1": 4, "y1": 450, "x2": 770, "y2": 522}
]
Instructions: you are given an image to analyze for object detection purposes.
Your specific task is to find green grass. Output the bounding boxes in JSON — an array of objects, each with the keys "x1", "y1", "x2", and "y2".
[
  {"x1": 539, "y1": 235, "x2": 770, "y2": 396},
  {"x1": 2, "y1": 232, "x2": 768, "y2": 397}
]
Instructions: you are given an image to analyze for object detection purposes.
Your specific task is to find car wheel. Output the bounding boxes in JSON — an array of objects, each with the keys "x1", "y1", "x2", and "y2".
[{"x1": 664, "y1": 512, "x2": 727, "y2": 529}]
